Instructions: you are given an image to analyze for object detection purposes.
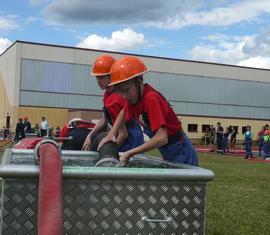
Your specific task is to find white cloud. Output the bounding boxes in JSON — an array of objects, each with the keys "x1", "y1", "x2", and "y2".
[
  {"x1": 0, "y1": 38, "x2": 12, "y2": 54},
  {"x1": 157, "y1": 0, "x2": 270, "y2": 29},
  {"x1": 189, "y1": 30, "x2": 270, "y2": 69},
  {"x1": 76, "y1": 28, "x2": 144, "y2": 51},
  {"x1": 238, "y1": 56, "x2": 270, "y2": 68},
  {"x1": 0, "y1": 16, "x2": 17, "y2": 31}
]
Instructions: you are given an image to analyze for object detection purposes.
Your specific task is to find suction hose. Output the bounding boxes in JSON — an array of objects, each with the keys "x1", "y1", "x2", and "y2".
[{"x1": 34, "y1": 139, "x2": 63, "y2": 235}]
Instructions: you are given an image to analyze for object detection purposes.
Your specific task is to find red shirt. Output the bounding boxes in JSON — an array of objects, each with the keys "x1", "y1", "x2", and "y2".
[
  {"x1": 103, "y1": 90, "x2": 129, "y2": 123},
  {"x1": 125, "y1": 83, "x2": 182, "y2": 137}
]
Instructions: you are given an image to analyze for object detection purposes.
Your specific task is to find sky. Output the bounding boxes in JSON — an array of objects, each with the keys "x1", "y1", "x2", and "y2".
[{"x1": 1, "y1": 0, "x2": 270, "y2": 69}]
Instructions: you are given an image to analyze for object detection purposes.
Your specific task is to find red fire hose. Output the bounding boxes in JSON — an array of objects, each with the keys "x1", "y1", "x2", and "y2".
[{"x1": 35, "y1": 140, "x2": 63, "y2": 235}]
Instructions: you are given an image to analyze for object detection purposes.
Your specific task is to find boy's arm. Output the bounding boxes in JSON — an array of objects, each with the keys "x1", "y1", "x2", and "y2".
[
  {"x1": 82, "y1": 114, "x2": 106, "y2": 150},
  {"x1": 97, "y1": 109, "x2": 125, "y2": 150}
]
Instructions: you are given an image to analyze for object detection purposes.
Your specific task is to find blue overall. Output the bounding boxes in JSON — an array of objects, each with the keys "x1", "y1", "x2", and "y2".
[
  {"x1": 143, "y1": 126, "x2": 198, "y2": 166},
  {"x1": 103, "y1": 107, "x2": 144, "y2": 152},
  {"x1": 244, "y1": 131, "x2": 253, "y2": 158},
  {"x1": 119, "y1": 119, "x2": 144, "y2": 152}
]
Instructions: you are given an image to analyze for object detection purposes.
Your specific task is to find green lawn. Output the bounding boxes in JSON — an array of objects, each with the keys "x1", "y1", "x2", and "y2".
[
  {"x1": 199, "y1": 153, "x2": 270, "y2": 235},
  {"x1": 1, "y1": 150, "x2": 270, "y2": 234}
]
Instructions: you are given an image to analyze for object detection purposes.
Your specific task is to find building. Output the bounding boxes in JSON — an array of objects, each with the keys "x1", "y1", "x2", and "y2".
[{"x1": 1, "y1": 41, "x2": 270, "y2": 143}]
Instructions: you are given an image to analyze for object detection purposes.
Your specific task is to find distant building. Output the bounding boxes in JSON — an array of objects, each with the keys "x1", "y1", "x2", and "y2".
[{"x1": 0, "y1": 41, "x2": 269, "y2": 142}]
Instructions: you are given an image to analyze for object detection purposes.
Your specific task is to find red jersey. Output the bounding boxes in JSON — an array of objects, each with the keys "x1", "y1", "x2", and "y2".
[
  {"x1": 103, "y1": 89, "x2": 129, "y2": 124},
  {"x1": 125, "y1": 83, "x2": 182, "y2": 137}
]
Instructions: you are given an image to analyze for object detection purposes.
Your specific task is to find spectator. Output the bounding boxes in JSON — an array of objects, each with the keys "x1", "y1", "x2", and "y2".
[
  {"x1": 216, "y1": 122, "x2": 223, "y2": 153},
  {"x1": 22, "y1": 116, "x2": 32, "y2": 134},
  {"x1": 40, "y1": 116, "x2": 49, "y2": 137},
  {"x1": 263, "y1": 125, "x2": 270, "y2": 159},
  {"x1": 258, "y1": 125, "x2": 265, "y2": 157},
  {"x1": 209, "y1": 125, "x2": 216, "y2": 152},
  {"x1": 55, "y1": 126, "x2": 61, "y2": 138},
  {"x1": 230, "y1": 126, "x2": 237, "y2": 152},
  {"x1": 14, "y1": 118, "x2": 25, "y2": 143},
  {"x1": 3, "y1": 126, "x2": 9, "y2": 140},
  {"x1": 34, "y1": 123, "x2": 40, "y2": 136},
  {"x1": 98, "y1": 56, "x2": 197, "y2": 166},
  {"x1": 203, "y1": 127, "x2": 211, "y2": 146},
  {"x1": 222, "y1": 127, "x2": 230, "y2": 154},
  {"x1": 244, "y1": 125, "x2": 253, "y2": 159}
]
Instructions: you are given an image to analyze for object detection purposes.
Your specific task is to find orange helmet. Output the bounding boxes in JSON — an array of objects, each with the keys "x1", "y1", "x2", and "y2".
[
  {"x1": 91, "y1": 55, "x2": 116, "y2": 76},
  {"x1": 109, "y1": 56, "x2": 148, "y2": 86}
]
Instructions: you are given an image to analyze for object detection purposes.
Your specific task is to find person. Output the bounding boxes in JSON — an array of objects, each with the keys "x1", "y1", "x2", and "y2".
[
  {"x1": 3, "y1": 126, "x2": 9, "y2": 140},
  {"x1": 40, "y1": 116, "x2": 49, "y2": 137},
  {"x1": 258, "y1": 125, "x2": 265, "y2": 157},
  {"x1": 82, "y1": 55, "x2": 144, "y2": 155},
  {"x1": 14, "y1": 118, "x2": 25, "y2": 143},
  {"x1": 216, "y1": 122, "x2": 223, "y2": 153},
  {"x1": 222, "y1": 127, "x2": 230, "y2": 154},
  {"x1": 263, "y1": 125, "x2": 270, "y2": 159},
  {"x1": 98, "y1": 56, "x2": 198, "y2": 166},
  {"x1": 243, "y1": 125, "x2": 253, "y2": 159},
  {"x1": 34, "y1": 123, "x2": 40, "y2": 136},
  {"x1": 203, "y1": 127, "x2": 211, "y2": 146},
  {"x1": 230, "y1": 126, "x2": 237, "y2": 152},
  {"x1": 209, "y1": 125, "x2": 216, "y2": 152},
  {"x1": 22, "y1": 116, "x2": 32, "y2": 134},
  {"x1": 55, "y1": 126, "x2": 61, "y2": 138},
  {"x1": 60, "y1": 118, "x2": 95, "y2": 150}
]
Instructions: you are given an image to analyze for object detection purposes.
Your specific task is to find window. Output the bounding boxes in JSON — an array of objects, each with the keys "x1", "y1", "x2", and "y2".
[
  {"x1": 202, "y1": 124, "x2": 210, "y2": 133},
  {"x1": 188, "y1": 124, "x2": 198, "y2": 132}
]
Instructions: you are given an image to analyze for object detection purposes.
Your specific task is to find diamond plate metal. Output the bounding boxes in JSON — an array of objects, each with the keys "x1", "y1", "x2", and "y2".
[{"x1": 0, "y1": 178, "x2": 207, "y2": 234}]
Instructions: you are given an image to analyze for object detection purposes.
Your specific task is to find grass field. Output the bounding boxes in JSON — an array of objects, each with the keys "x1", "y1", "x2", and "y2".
[
  {"x1": 146, "y1": 150, "x2": 270, "y2": 235},
  {"x1": 0, "y1": 150, "x2": 270, "y2": 234}
]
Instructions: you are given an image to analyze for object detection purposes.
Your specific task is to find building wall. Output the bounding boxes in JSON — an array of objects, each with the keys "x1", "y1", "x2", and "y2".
[
  {"x1": 0, "y1": 43, "x2": 20, "y2": 129},
  {"x1": 19, "y1": 106, "x2": 69, "y2": 130},
  {"x1": 20, "y1": 58, "x2": 270, "y2": 120},
  {"x1": 1, "y1": 41, "x2": 270, "y2": 140}
]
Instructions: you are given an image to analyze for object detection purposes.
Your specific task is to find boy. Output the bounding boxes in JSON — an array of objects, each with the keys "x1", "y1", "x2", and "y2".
[
  {"x1": 82, "y1": 55, "x2": 144, "y2": 154},
  {"x1": 98, "y1": 56, "x2": 197, "y2": 166},
  {"x1": 244, "y1": 125, "x2": 253, "y2": 159}
]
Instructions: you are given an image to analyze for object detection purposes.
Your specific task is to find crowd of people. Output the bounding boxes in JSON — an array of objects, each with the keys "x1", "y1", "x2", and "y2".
[
  {"x1": 205, "y1": 122, "x2": 238, "y2": 154},
  {"x1": 12, "y1": 116, "x2": 52, "y2": 143},
  {"x1": 204, "y1": 122, "x2": 270, "y2": 159}
]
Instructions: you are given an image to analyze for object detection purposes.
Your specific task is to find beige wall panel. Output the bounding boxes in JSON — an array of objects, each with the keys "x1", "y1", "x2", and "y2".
[
  {"x1": 20, "y1": 42, "x2": 76, "y2": 64},
  {"x1": 19, "y1": 107, "x2": 69, "y2": 130},
  {"x1": 0, "y1": 73, "x2": 18, "y2": 129},
  {"x1": 0, "y1": 43, "x2": 20, "y2": 106},
  {"x1": 146, "y1": 57, "x2": 270, "y2": 83}
]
